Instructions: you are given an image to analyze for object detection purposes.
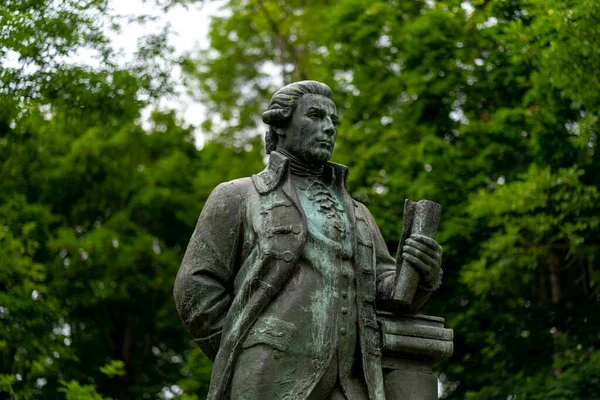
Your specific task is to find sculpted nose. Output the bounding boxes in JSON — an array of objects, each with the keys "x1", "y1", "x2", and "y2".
[{"x1": 323, "y1": 118, "x2": 335, "y2": 136}]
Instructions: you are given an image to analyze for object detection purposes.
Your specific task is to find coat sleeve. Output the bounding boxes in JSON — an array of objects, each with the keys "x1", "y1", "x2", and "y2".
[
  {"x1": 173, "y1": 181, "x2": 244, "y2": 361},
  {"x1": 361, "y1": 204, "x2": 432, "y2": 314}
]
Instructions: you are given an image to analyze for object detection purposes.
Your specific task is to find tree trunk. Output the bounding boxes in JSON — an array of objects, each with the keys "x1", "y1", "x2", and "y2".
[
  {"x1": 118, "y1": 314, "x2": 133, "y2": 400},
  {"x1": 548, "y1": 251, "x2": 563, "y2": 377},
  {"x1": 548, "y1": 252, "x2": 561, "y2": 304}
]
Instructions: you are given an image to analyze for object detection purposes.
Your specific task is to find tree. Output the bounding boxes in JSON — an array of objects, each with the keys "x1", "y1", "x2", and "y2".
[
  {"x1": 1, "y1": 1, "x2": 263, "y2": 398},
  {"x1": 184, "y1": 0, "x2": 600, "y2": 398}
]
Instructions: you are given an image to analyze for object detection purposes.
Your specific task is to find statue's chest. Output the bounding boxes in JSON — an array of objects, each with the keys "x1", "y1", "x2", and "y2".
[
  {"x1": 250, "y1": 179, "x2": 355, "y2": 262},
  {"x1": 251, "y1": 187, "x2": 305, "y2": 260},
  {"x1": 295, "y1": 178, "x2": 349, "y2": 245}
]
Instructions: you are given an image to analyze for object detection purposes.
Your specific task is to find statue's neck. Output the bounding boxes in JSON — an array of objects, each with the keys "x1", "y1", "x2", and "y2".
[{"x1": 277, "y1": 148, "x2": 324, "y2": 178}]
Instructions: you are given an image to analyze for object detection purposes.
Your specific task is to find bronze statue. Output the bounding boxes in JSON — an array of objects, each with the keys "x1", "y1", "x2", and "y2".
[{"x1": 174, "y1": 81, "x2": 447, "y2": 400}]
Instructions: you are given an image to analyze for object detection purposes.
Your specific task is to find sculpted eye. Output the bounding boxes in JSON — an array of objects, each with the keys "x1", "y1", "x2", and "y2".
[{"x1": 331, "y1": 116, "x2": 339, "y2": 126}]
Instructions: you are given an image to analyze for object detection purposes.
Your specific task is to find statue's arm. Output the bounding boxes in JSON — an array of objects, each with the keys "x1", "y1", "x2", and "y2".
[
  {"x1": 173, "y1": 181, "x2": 244, "y2": 361},
  {"x1": 361, "y1": 205, "x2": 433, "y2": 314}
]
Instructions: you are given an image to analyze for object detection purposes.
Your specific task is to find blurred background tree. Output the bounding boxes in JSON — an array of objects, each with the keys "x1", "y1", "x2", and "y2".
[
  {"x1": 0, "y1": 0, "x2": 263, "y2": 398},
  {"x1": 1, "y1": 0, "x2": 599, "y2": 399}
]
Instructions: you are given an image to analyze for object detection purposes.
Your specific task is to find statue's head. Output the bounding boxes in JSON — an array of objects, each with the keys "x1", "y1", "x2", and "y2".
[{"x1": 262, "y1": 80, "x2": 338, "y2": 164}]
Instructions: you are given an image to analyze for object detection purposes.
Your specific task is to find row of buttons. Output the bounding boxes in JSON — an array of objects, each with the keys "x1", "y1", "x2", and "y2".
[{"x1": 340, "y1": 260, "x2": 353, "y2": 337}]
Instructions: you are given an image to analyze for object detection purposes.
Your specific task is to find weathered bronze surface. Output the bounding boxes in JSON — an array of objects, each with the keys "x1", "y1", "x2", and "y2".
[{"x1": 174, "y1": 81, "x2": 449, "y2": 400}]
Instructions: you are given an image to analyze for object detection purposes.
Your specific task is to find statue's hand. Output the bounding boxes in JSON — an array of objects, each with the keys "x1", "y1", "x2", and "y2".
[{"x1": 401, "y1": 234, "x2": 443, "y2": 290}]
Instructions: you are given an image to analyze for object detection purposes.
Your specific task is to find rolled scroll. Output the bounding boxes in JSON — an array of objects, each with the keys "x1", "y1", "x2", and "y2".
[{"x1": 392, "y1": 199, "x2": 442, "y2": 304}]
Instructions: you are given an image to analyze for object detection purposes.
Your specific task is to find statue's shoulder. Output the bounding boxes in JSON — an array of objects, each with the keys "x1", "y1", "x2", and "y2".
[
  {"x1": 251, "y1": 166, "x2": 285, "y2": 194},
  {"x1": 351, "y1": 198, "x2": 367, "y2": 212},
  {"x1": 350, "y1": 198, "x2": 376, "y2": 224},
  {"x1": 208, "y1": 177, "x2": 256, "y2": 204}
]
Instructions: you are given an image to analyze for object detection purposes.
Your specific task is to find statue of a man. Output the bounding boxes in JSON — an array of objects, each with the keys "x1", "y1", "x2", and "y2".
[{"x1": 174, "y1": 81, "x2": 443, "y2": 400}]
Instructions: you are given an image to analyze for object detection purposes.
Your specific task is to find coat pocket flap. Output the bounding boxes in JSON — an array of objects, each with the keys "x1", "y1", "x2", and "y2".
[
  {"x1": 357, "y1": 238, "x2": 373, "y2": 248},
  {"x1": 242, "y1": 317, "x2": 296, "y2": 352}
]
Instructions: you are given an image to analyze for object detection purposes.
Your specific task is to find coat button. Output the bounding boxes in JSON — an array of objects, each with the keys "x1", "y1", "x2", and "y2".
[
  {"x1": 312, "y1": 358, "x2": 320, "y2": 369},
  {"x1": 341, "y1": 291, "x2": 347, "y2": 299},
  {"x1": 341, "y1": 307, "x2": 348, "y2": 315},
  {"x1": 340, "y1": 328, "x2": 347, "y2": 336},
  {"x1": 282, "y1": 251, "x2": 294, "y2": 262},
  {"x1": 292, "y1": 225, "x2": 301, "y2": 234}
]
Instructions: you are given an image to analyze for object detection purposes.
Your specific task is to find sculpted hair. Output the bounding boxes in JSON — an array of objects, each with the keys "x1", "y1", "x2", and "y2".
[{"x1": 262, "y1": 80, "x2": 334, "y2": 154}]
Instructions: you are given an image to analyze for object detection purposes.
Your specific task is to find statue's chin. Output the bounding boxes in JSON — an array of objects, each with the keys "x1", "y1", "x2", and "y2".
[{"x1": 304, "y1": 148, "x2": 333, "y2": 164}]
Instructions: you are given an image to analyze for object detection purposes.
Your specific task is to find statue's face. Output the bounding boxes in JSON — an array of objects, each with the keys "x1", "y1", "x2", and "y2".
[{"x1": 276, "y1": 93, "x2": 338, "y2": 164}]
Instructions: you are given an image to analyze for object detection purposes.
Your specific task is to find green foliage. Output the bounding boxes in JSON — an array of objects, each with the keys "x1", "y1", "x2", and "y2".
[
  {"x1": 57, "y1": 360, "x2": 130, "y2": 400},
  {"x1": 185, "y1": 0, "x2": 600, "y2": 398},
  {"x1": 176, "y1": 348, "x2": 213, "y2": 399},
  {"x1": 0, "y1": 374, "x2": 15, "y2": 396},
  {"x1": 59, "y1": 380, "x2": 111, "y2": 400},
  {"x1": 3, "y1": 0, "x2": 600, "y2": 398},
  {"x1": 0, "y1": 0, "x2": 243, "y2": 399},
  {"x1": 463, "y1": 165, "x2": 600, "y2": 297},
  {"x1": 99, "y1": 360, "x2": 126, "y2": 378},
  {"x1": 464, "y1": 351, "x2": 600, "y2": 400}
]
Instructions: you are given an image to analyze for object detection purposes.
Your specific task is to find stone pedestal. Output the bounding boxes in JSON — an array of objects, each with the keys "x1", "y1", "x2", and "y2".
[{"x1": 377, "y1": 312, "x2": 453, "y2": 400}]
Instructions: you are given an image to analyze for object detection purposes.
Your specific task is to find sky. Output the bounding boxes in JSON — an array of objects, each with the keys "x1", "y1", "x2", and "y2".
[
  {"x1": 106, "y1": 0, "x2": 229, "y2": 144},
  {"x1": 2, "y1": 0, "x2": 267, "y2": 147}
]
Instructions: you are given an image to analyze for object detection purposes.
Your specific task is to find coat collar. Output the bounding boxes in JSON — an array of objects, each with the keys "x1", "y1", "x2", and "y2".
[{"x1": 252, "y1": 151, "x2": 349, "y2": 194}]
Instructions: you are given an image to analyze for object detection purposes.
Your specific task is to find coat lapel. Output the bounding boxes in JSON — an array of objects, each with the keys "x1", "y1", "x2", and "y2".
[{"x1": 281, "y1": 172, "x2": 308, "y2": 233}]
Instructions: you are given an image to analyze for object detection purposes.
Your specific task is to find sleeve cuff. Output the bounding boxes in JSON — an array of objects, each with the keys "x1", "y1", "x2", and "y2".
[
  {"x1": 193, "y1": 330, "x2": 222, "y2": 362},
  {"x1": 419, "y1": 270, "x2": 443, "y2": 292}
]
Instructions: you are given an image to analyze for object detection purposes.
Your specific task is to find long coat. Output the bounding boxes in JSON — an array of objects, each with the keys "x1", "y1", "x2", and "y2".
[{"x1": 173, "y1": 152, "x2": 431, "y2": 400}]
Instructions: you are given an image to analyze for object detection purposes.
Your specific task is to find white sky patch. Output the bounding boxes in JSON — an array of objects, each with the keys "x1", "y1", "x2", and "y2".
[
  {"x1": 27, "y1": 0, "x2": 229, "y2": 147},
  {"x1": 53, "y1": 321, "x2": 72, "y2": 337},
  {"x1": 461, "y1": 1, "x2": 475, "y2": 18},
  {"x1": 153, "y1": 238, "x2": 162, "y2": 255},
  {"x1": 7, "y1": 0, "x2": 230, "y2": 148},
  {"x1": 449, "y1": 108, "x2": 469, "y2": 125},
  {"x1": 105, "y1": 0, "x2": 229, "y2": 147},
  {"x1": 375, "y1": 34, "x2": 392, "y2": 48},
  {"x1": 106, "y1": 0, "x2": 228, "y2": 64},
  {"x1": 380, "y1": 116, "x2": 393, "y2": 126},
  {"x1": 35, "y1": 377, "x2": 47, "y2": 388},
  {"x1": 477, "y1": 17, "x2": 499, "y2": 30}
]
